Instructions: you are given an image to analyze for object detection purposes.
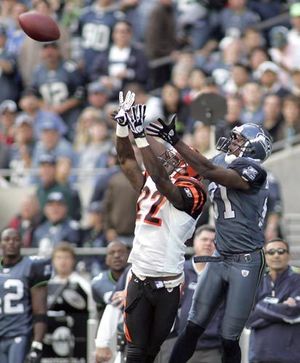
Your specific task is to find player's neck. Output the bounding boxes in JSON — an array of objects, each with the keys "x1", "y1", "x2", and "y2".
[{"x1": 2, "y1": 255, "x2": 22, "y2": 267}]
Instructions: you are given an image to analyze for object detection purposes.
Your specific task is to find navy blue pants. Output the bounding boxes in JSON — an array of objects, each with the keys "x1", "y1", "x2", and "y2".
[{"x1": 0, "y1": 335, "x2": 30, "y2": 363}]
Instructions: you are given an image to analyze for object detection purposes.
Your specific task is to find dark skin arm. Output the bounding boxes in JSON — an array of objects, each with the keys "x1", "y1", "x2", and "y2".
[
  {"x1": 31, "y1": 285, "x2": 48, "y2": 342},
  {"x1": 116, "y1": 136, "x2": 144, "y2": 192},
  {"x1": 174, "y1": 140, "x2": 250, "y2": 190},
  {"x1": 139, "y1": 145, "x2": 185, "y2": 209}
]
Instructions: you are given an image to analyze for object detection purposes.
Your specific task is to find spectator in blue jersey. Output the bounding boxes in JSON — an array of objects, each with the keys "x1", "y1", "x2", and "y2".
[
  {"x1": 91, "y1": 239, "x2": 129, "y2": 318},
  {"x1": 0, "y1": 25, "x2": 21, "y2": 103},
  {"x1": 148, "y1": 115, "x2": 272, "y2": 363},
  {"x1": 89, "y1": 20, "x2": 149, "y2": 99},
  {"x1": 74, "y1": 0, "x2": 124, "y2": 75},
  {"x1": 31, "y1": 117, "x2": 76, "y2": 167},
  {"x1": 34, "y1": 153, "x2": 81, "y2": 221},
  {"x1": 32, "y1": 191, "x2": 81, "y2": 251},
  {"x1": 0, "y1": 228, "x2": 52, "y2": 363},
  {"x1": 248, "y1": 238, "x2": 300, "y2": 363},
  {"x1": 18, "y1": 88, "x2": 67, "y2": 140},
  {"x1": 30, "y1": 41, "x2": 85, "y2": 140}
]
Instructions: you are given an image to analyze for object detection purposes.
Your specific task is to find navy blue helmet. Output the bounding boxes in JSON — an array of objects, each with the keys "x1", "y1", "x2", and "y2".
[{"x1": 216, "y1": 123, "x2": 272, "y2": 162}]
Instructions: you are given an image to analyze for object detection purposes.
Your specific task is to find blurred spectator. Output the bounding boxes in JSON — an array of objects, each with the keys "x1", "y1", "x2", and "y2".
[
  {"x1": 286, "y1": 3, "x2": 300, "y2": 70},
  {"x1": 217, "y1": 0, "x2": 260, "y2": 37},
  {"x1": 264, "y1": 172, "x2": 283, "y2": 242},
  {"x1": 0, "y1": 138, "x2": 10, "y2": 168},
  {"x1": 124, "y1": 82, "x2": 163, "y2": 124},
  {"x1": 7, "y1": 193, "x2": 42, "y2": 247},
  {"x1": 80, "y1": 201, "x2": 108, "y2": 277},
  {"x1": 248, "y1": 238, "x2": 300, "y2": 363},
  {"x1": 30, "y1": 41, "x2": 85, "y2": 140},
  {"x1": 103, "y1": 154, "x2": 139, "y2": 246},
  {"x1": 240, "y1": 82, "x2": 264, "y2": 125},
  {"x1": 55, "y1": 155, "x2": 77, "y2": 186},
  {"x1": 268, "y1": 26, "x2": 291, "y2": 75},
  {"x1": 248, "y1": 46, "x2": 270, "y2": 73},
  {"x1": 254, "y1": 61, "x2": 289, "y2": 98},
  {"x1": 222, "y1": 62, "x2": 251, "y2": 96},
  {"x1": 5, "y1": 1, "x2": 27, "y2": 56},
  {"x1": 145, "y1": 0, "x2": 178, "y2": 89},
  {"x1": 74, "y1": 0, "x2": 124, "y2": 75},
  {"x1": 91, "y1": 239, "x2": 129, "y2": 317},
  {"x1": 176, "y1": 0, "x2": 210, "y2": 50},
  {"x1": 9, "y1": 113, "x2": 35, "y2": 186},
  {"x1": 0, "y1": 0, "x2": 16, "y2": 28},
  {"x1": 280, "y1": 94, "x2": 300, "y2": 143},
  {"x1": 183, "y1": 67, "x2": 208, "y2": 104},
  {"x1": 0, "y1": 25, "x2": 21, "y2": 103},
  {"x1": 90, "y1": 147, "x2": 120, "y2": 203},
  {"x1": 18, "y1": 0, "x2": 71, "y2": 87},
  {"x1": 187, "y1": 122, "x2": 211, "y2": 154},
  {"x1": 35, "y1": 153, "x2": 81, "y2": 221},
  {"x1": 89, "y1": 20, "x2": 150, "y2": 99},
  {"x1": 242, "y1": 27, "x2": 265, "y2": 57},
  {"x1": 32, "y1": 191, "x2": 81, "y2": 250},
  {"x1": 289, "y1": 67, "x2": 300, "y2": 97},
  {"x1": 160, "y1": 82, "x2": 190, "y2": 135},
  {"x1": 48, "y1": 242, "x2": 94, "y2": 310},
  {"x1": 261, "y1": 94, "x2": 284, "y2": 143},
  {"x1": 215, "y1": 95, "x2": 243, "y2": 141},
  {"x1": 74, "y1": 106, "x2": 104, "y2": 151},
  {"x1": 86, "y1": 82, "x2": 110, "y2": 112},
  {"x1": 0, "y1": 99, "x2": 17, "y2": 145},
  {"x1": 77, "y1": 115, "x2": 112, "y2": 183},
  {"x1": 31, "y1": 118, "x2": 75, "y2": 167},
  {"x1": 18, "y1": 88, "x2": 67, "y2": 139}
]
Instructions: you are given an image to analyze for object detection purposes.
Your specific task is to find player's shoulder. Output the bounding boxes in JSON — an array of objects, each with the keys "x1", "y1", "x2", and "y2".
[
  {"x1": 229, "y1": 157, "x2": 267, "y2": 183},
  {"x1": 91, "y1": 271, "x2": 108, "y2": 285}
]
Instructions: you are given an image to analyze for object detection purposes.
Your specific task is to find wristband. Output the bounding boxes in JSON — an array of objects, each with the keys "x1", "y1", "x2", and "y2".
[
  {"x1": 31, "y1": 341, "x2": 43, "y2": 350},
  {"x1": 135, "y1": 137, "x2": 149, "y2": 148},
  {"x1": 116, "y1": 124, "x2": 129, "y2": 138}
]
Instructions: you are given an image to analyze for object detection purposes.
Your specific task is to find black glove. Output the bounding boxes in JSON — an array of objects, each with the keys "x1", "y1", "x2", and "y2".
[
  {"x1": 27, "y1": 341, "x2": 43, "y2": 363},
  {"x1": 128, "y1": 104, "x2": 147, "y2": 139},
  {"x1": 146, "y1": 115, "x2": 179, "y2": 145}
]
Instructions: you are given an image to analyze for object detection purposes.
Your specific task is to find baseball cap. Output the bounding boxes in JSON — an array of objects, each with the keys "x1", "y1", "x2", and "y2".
[
  {"x1": 290, "y1": 3, "x2": 300, "y2": 17},
  {"x1": 255, "y1": 61, "x2": 280, "y2": 78},
  {"x1": 46, "y1": 191, "x2": 66, "y2": 204},
  {"x1": 40, "y1": 118, "x2": 60, "y2": 132},
  {"x1": 0, "y1": 100, "x2": 17, "y2": 114},
  {"x1": 38, "y1": 153, "x2": 57, "y2": 165},
  {"x1": 87, "y1": 201, "x2": 104, "y2": 214},
  {"x1": 88, "y1": 82, "x2": 109, "y2": 95},
  {"x1": 15, "y1": 113, "x2": 33, "y2": 127}
]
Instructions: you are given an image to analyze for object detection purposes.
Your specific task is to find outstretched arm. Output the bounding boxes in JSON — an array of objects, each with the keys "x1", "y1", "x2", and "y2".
[
  {"x1": 114, "y1": 91, "x2": 144, "y2": 192},
  {"x1": 147, "y1": 117, "x2": 249, "y2": 190},
  {"x1": 127, "y1": 105, "x2": 186, "y2": 209}
]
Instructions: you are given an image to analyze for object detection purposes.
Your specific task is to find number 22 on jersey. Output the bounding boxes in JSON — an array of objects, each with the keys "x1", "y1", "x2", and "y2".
[{"x1": 136, "y1": 186, "x2": 166, "y2": 227}]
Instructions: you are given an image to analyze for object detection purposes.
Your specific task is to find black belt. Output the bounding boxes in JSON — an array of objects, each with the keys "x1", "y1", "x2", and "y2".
[{"x1": 194, "y1": 249, "x2": 262, "y2": 264}]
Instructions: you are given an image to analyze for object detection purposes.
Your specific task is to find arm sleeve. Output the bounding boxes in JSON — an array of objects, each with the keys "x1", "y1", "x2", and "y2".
[
  {"x1": 254, "y1": 301, "x2": 300, "y2": 324},
  {"x1": 95, "y1": 304, "x2": 122, "y2": 348},
  {"x1": 228, "y1": 158, "x2": 267, "y2": 188},
  {"x1": 174, "y1": 177, "x2": 206, "y2": 218}
]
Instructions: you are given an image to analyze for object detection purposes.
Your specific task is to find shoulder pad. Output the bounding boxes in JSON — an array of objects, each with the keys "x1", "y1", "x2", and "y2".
[
  {"x1": 63, "y1": 61, "x2": 78, "y2": 73},
  {"x1": 92, "y1": 272, "x2": 104, "y2": 282}
]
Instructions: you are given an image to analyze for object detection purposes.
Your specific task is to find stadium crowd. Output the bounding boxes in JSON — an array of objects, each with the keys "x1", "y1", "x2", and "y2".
[{"x1": 0, "y1": 0, "x2": 300, "y2": 362}]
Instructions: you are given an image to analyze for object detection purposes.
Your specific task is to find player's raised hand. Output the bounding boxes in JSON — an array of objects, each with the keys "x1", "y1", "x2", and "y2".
[
  {"x1": 128, "y1": 104, "x2": 147, "y2": 139},
  {"x1": 147, "y1": 115, "x2": 179, "y2": 146},
  {"x1": 114, "y1": 90, "x2": 136, "y2": 126}
]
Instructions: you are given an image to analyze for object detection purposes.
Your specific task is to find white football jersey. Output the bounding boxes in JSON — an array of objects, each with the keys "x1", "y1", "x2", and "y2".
[{"x1": 129, "y1": 174, "x2": 206, "y2": 277}]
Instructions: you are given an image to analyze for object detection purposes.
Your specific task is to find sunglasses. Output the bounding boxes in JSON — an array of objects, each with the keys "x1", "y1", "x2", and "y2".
[{"x1": 265, "y1": 248, "x2": 288, "y2": 256}]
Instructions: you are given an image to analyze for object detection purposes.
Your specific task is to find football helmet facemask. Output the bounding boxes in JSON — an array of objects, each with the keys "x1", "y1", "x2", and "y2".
[
  {"x1": 158, "y1": 148, "x2": 199, "y2": 178},
  {"x1": 216, "y1": 123, "x2": 272, "y2": 163}
]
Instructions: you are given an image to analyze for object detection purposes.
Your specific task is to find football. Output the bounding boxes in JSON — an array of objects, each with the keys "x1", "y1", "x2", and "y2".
[{"x1": 18, "y1": 11, "x2": 60, "y2": 42}]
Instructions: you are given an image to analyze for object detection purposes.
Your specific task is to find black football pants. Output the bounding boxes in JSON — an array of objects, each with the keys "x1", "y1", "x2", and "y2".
[{"x1": 124, "y1": 275, "x2": 180, "y2": 363}]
